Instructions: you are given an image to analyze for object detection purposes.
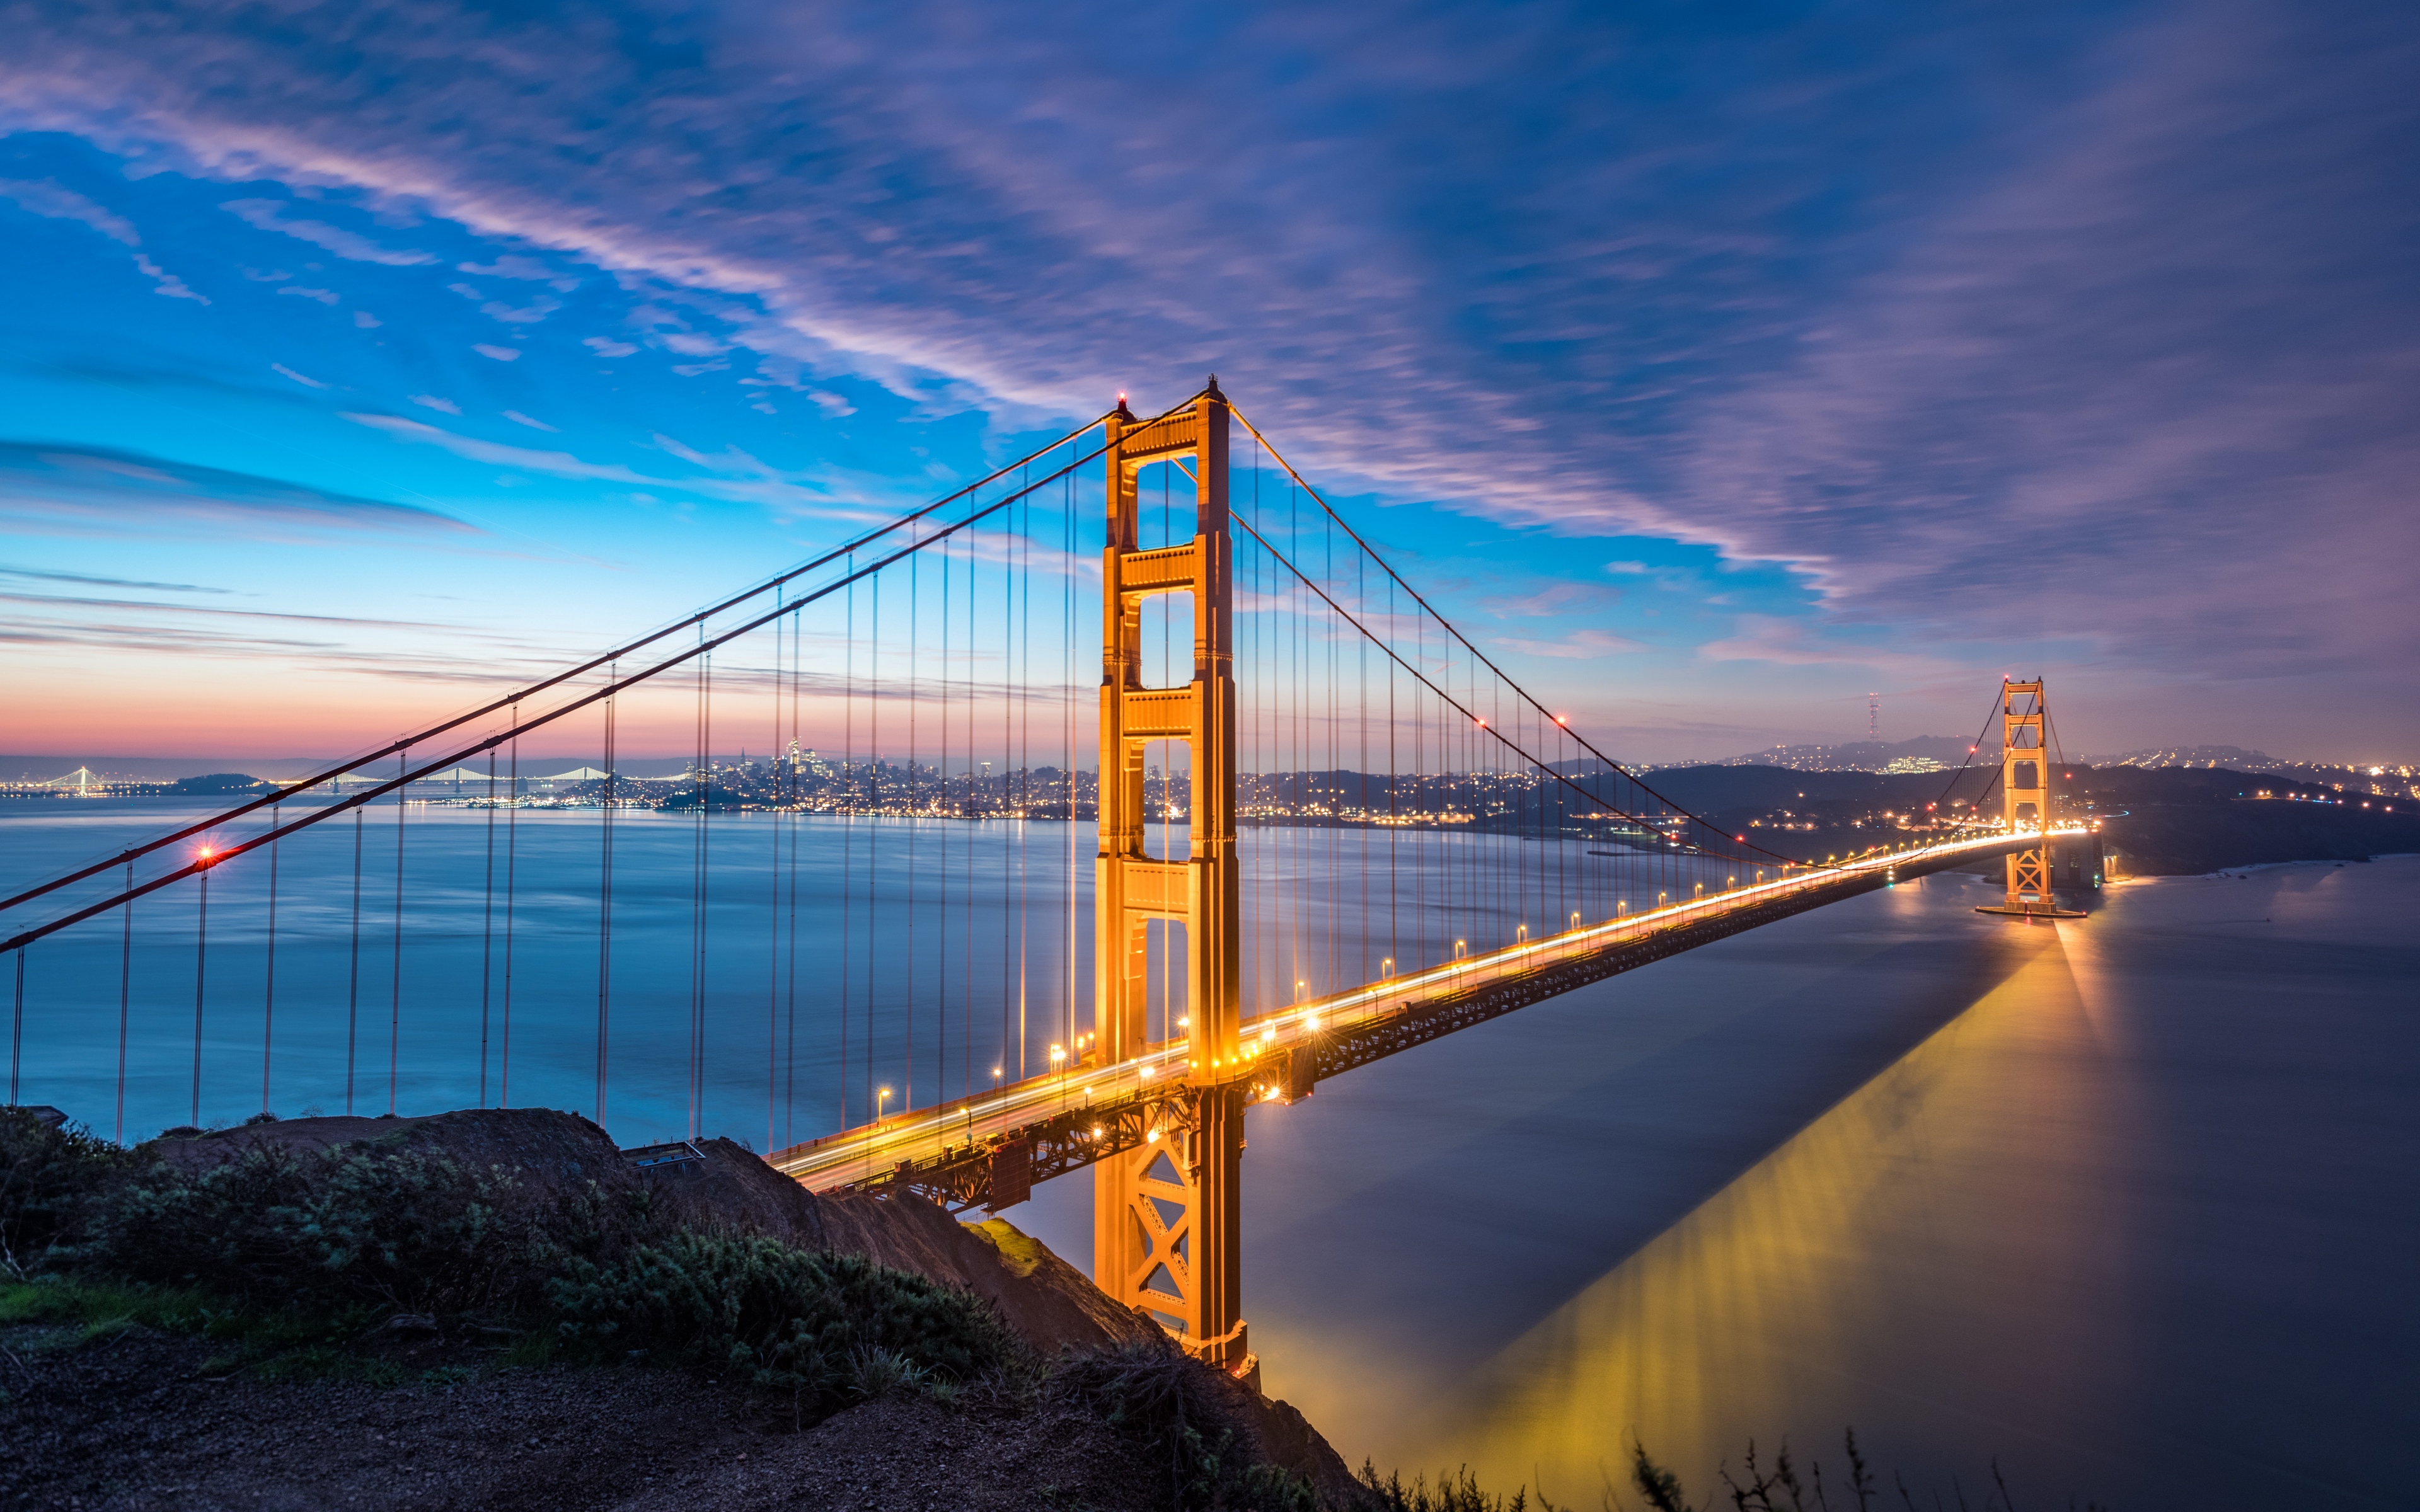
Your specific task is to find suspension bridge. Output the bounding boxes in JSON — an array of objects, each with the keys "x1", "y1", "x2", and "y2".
[{"x1": 0, "y1": 381, "x2": 2087, "y2": 1386}]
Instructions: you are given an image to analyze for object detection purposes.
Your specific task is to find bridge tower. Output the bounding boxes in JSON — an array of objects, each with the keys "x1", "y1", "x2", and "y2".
[
  {"x1": 1091, "y1": 381, "x2": 1252, "y2": 1378},
  {"x1": 1979, "y1": 678, "x2": 2083, "y2": 919}
]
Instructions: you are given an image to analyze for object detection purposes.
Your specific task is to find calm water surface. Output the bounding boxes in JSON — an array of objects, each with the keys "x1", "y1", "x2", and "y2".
[
  {"x1": 1022, "y1": 857, "x2": 2419, "y2": 1509},
  {"x1": 7, "y1": 799, "x2": 2412, "y2": 1507}
]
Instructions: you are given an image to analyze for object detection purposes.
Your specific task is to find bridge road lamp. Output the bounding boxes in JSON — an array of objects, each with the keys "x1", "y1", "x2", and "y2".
[{"x1": 868, "y1": 1086, "x2": 892, "y2": 1178}]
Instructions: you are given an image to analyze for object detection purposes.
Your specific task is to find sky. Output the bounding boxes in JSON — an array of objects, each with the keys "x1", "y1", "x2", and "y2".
[{"x1": 1, "y1": 0, "x2": 2413, "y2": 766}]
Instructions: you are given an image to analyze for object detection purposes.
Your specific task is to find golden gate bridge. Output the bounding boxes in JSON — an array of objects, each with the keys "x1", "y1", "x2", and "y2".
[{"x1": 0, "y1": 381, "x2": 2083, "y2": 1388}]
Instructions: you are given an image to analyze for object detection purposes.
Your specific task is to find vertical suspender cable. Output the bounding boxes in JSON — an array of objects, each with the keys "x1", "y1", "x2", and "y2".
[
  {"x1": 502, "y1": 712, "x2": 519, "y2": 1108},
  {"x1": 8, "y1": 948, "x2": 20, "y2": 1105},
  {"x1": 785, "y1": 602, "x2": 802, "y2": 1148},
  {"x1": 841, "y1": 568, "x2": 855, "y2": 1128},
  {"x1": 389, "y1": 750, "x2": 406, "y2": 1116},
  {"x1": 907, "y1": 549, "x2": 918, "y2": 1111},
  {"x1": 479, "y1": 750, "x2": 493, "y2": 1107},
  {"x1": 867, "y1": 575, "x2": 880, "y2": 1128},
  {"x1": 347, "y1": 808, "x2": 362, "y2": 1114},
  {"x1": 768, "y1": 593, "x2": 783, "y2": 1154},
  {"x1": 1062, "y1": 470, "x2": 1075, "y2": 1067},
  {"x1": 599, "y1": 667, "x2": 618, "y2": 1131},
  {"x1": 190, "y1": 861, "x2": 208, "y2": 1128},
  {"x1": 115, "y1": 862, "x2": 132, "y2": 1145},
  {"x1": 263, "y1": 799, "x2": 279, "y2": 1116}
]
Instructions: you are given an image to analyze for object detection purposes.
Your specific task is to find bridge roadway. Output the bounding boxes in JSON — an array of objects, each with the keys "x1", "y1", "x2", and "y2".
[{"x1": 766, "y1": 826, "x2": 2077, "y2": 1208}]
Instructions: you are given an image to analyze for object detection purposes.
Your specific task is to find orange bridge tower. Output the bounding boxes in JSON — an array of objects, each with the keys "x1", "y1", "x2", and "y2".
[
  {"x1": 1977, "y1": 677, "x2": 2085, "y2": 919},
  {"x1": 1090, "y1": 380, "x2": 1252, "y2": 1380}
]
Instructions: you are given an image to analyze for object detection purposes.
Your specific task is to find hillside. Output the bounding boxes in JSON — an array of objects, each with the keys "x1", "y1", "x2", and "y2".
[
  {"x1": 1627, "y1": 763, "x2": 2419, "y2": 876},
  {"x1": 1, "y1": 1108, "x2": 1358, "y2": 1511}
]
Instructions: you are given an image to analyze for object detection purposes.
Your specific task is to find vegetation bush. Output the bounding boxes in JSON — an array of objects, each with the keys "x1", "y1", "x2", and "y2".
[
  {"x1": 0, "y1": 1107, "x2": 139, "y2": 1271},
  {"x1": 548, "y1": 1232, "x2": 1023, "y2": 1410},
  {"x1": 3, "y1": 1119, "x2": 1020, "y2": 1421},
  {"x1": 1054, "y1": 1337, "x2": 1320, "y2": 1512},
  {"x1": 1359, "y1": 1429, "x2": 2099, "y2": 1512},
  {"x1": 84, "y1": 1143, "x2": 650, "y2": 1315}
]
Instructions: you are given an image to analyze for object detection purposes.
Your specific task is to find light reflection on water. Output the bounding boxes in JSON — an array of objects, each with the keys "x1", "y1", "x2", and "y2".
[{"x1": 1022, "y1": 857, "x2": 2418, "y2": 1510}]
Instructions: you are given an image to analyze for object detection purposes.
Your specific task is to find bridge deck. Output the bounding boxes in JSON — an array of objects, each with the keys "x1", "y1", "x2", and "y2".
[{"x1": 767, "y1": 828, "x2": 2071, "y2": 1205}]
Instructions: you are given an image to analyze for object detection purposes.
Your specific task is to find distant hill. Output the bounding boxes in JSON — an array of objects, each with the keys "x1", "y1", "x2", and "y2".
[
  {"x1": 170, "y1": 773, "x2": 276, "y2": 794},
  {"x1": 1686, "y1": 735, "x2": 1990, "y2": 774},
  {"x1": 1617, "y1": 762, "x2": 2419, "y2": 875}
]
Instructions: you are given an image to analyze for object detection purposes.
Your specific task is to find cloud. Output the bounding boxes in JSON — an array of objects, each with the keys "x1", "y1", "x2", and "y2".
[
  {"x1": 1478, "y1": 581, "x2": 1620, "y2": 619},
  {"x1": 277, "y1": 284, "x2": 339, "y2": 304},
  {"x1": 0, "y1": 564, "x2": 229, "y2": 593},
  {"x1": 0, "y1": 440, "x2": 473, "y2": 539},
  {"x1": 584, "y1": 336, "x2": 638, "y2": 357},
  {"x1": 458, "y1": 255, "x2": 554, "y2": 280},
  {"x1": 1494, "y1": 627, "x2": 1651, "y2": 660},
  {"x1": 352, "y1": 309, "x2": 381, "y2": 328},
  {"x1": 472, "y1": 343, "x2": 521, "y2": 362},
  {"x1": 480, "y1": 297, "x2": 558, "y2": 324},
  {"x1": 131, "y1": 252, "x2": 207, "y2": 302},
  {"x1": 0, "y1": 0, "x2": 2410, "y2": 699},
  {"x1": 220, "y1": 198, "x2": 435, "y2": 266},
  {"x1": 270, "y1": 363, "x2": 327, "y2": 389},
  {"x1": 343, "y1": 412, "x2": 654, "y2": 483},
  {"x1": 1695, "y1": 616, "x2": 1956, "y2": 677},
  {"x1": 408, "y1": 394, "x2": 461, "y2": 415},
  {"x1": 0, "y1": 179, "x2": 209, "y2": 301},
  {"x1": 0, "y1": 176, "x2": 137, "y2": 243},
  {"x1": 502, "y1": 410, "x2": 556, "y2": 432}
]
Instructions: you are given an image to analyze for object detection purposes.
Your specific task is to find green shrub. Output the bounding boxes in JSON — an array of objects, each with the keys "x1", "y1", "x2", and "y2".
[
  {"x1": 548, "y1": 1231, "x2": 1022, "y2": 1411},
  {"x1": 1054, "y1": 1338, "x2": 1318, "y2": 1512},
  {"x1": 92, "y1": 1145, "x2": 517, "y2": 1312},
  {"x1": 0, "y1": 1108, "x2": 139, "y2": 1270},
  {"x1": 85, "y1": 1142, "x2": 652, "y2": 1316}
]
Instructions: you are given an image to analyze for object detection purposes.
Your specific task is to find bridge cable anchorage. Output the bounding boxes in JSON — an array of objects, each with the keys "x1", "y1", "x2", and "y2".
[{"x1": 0, "y1": 395, "x2": 1218, "y2": 957}]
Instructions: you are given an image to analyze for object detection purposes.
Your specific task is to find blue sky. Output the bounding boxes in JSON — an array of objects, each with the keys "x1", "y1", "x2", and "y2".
[{"x1": 1, "y1": 0, "x2": 2412, "y2": 763}]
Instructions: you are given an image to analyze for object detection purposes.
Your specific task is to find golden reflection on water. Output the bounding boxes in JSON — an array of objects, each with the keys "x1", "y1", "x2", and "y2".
[{"x1": 1398, "y1": 920, "x2": 2138, "y2": 1501}]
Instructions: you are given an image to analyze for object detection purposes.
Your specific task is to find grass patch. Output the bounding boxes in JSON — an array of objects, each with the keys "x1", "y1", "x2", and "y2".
[{"x1": 0, "y1": 1276, "x2": 441, "y2": 1383}]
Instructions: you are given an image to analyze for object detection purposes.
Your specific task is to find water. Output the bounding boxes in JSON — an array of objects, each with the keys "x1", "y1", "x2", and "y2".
[
  {"x1": 9, "y1": 798, "x2": 2411, "y2": 1507},
  {"x1": 1014, "y1": 857, "x2": 2419, "y2": 1509},
  {"x1": 0, "y1": 795, "x2": 1656, "y2": 1145}
]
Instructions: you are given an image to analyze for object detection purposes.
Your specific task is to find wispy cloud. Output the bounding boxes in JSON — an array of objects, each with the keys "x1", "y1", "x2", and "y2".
[
  {"x1": 503, "y1": 410, "x2": 556, "y2": 432},
  {"x1": 220, "y1": 198, "x2": 435, "y2": 266},
  {"x1": 409, "y1": 394, "x2": 461, "y2": 415},
  {"x1": 270, "y1": 363, "x2": 327, "y2": 389},
  {"x1": 0, "y1": 0, "x2": 2408, "y2": 709},
  {"x1": 1495, "y1": 627, "x2": 1650, "y2": 660},
  {"x1": 343, "y1": 413, "x2": 654, "y2": 484},
  {"x1": 0, "y1": 564, "x2": 229, "y2": 593},
  {"x1": 472, "y1": 343, "x2": 520, "y2": 362},
  {"x1": 0, "y1": 176, "x2": 137, "y2": 244},
  {"x1": 1, "y1": 178, "x2": 207, "y2": 302},
  {"x1": 0, "y1": 440, "x2": 473, "y2": 539}
]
